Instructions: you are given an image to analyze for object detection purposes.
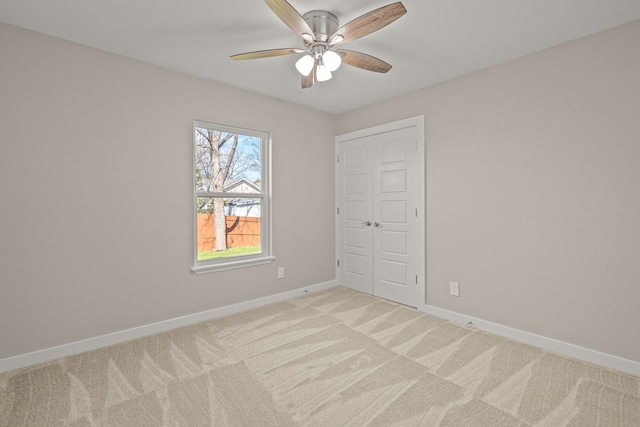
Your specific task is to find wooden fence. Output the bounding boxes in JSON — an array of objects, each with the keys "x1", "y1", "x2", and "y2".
[{"x1": 197, "y1": 214, "x2": 260, "y2": 252}]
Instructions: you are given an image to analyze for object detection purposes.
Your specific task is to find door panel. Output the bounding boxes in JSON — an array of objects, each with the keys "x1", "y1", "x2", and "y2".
[
  {"x1": 344, "y1": 200, "x2": 368, "y2": 220},
  {"x1": 345, "y1": 228, "x2": 367, "y2": 248},
  {"x1": 380, "y1": 170, "x2": 406, "y2": 192},
  {"x1": 380, "y1": 230, "x2": 406, "y2": 254},
  {"x1": 345, "y1": 253, "x2": 366, "y2": 276},
  {"x1": 381, "y1": 260, "x2": 407, "y2": 284},
  {"x1": 345, "y1": 174, "x2": 366, "y2": 194},
  {"x1": 380, "y1": 201, "x2": 406, "y2": 223}
]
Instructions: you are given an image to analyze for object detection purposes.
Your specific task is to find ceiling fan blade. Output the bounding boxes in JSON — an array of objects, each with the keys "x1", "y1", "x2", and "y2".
[
  {"x1": 265, "y1": 0, "x2": 314, "y2": 40},
  {"x1": 231, "y1": 48, "x2": 304, "y2": 60},
  {"x1": 337, "y1": 49, "x2": 393, "y2": 73},
  {"x1": 301, "y1": 64, "x2": 316, "y2": 89},
  {"x1": 330, "y1": 2, "x2": 407, "y2": 44}
]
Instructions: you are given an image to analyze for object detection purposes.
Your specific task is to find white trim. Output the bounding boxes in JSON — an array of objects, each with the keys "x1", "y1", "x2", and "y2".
[
  {"x1": 0, "y1": 280, "x2": 338, "y2": 374},
  {"x1": 335, "y1": 116, "x2": 424, "y2": 143},
  {"x1": 191, "y1": 255, "x2": 275, "y2": 274},
  {"x1": 422, "y1": 304, "x2": 640, "y2": 378}
]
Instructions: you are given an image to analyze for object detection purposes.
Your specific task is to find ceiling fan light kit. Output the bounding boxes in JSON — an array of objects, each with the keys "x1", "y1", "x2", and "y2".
[
  {"x1": 231, "y1": 0, "x2": 407, "y2": 89},
  {"x1": 316, "y1": 63, "x2": 332, "y2": 82},
  {"x1": 322, "y1": 50, "x2": 342, "y2": 71},
  {"x1": 295, "y1": 54, "x2": 315, "y2": 76}
]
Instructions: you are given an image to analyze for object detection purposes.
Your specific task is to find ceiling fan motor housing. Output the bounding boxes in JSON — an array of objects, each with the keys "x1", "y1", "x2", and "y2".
[{"x1": 302, "y1": 10, "x2": 339, "y2": 42}]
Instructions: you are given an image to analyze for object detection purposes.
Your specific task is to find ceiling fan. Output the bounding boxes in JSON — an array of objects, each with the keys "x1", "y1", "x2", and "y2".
[{"x1": 231, "y1": 0, "x2": 407, "y2": 89}]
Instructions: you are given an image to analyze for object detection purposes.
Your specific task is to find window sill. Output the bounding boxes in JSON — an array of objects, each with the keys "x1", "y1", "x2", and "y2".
[{"x1": 191, "y1": 255, "x2": 275, "y2": 274}]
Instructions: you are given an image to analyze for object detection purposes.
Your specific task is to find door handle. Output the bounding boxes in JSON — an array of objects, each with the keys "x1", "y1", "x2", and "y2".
[
  {"x1": 374, "y1": 222, "x2": 382, "y2": 228},
  {"x1": 361, "y1": 221, "x2": 372, "y2": 226}
]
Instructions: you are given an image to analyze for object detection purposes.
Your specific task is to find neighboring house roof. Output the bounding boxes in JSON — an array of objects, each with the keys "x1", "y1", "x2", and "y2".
[
  {"x1": 224, "y1": 179, "x2": 261, "y2": 217},
  {"x1": 224, "y1": 179, "x2": 260, "y2": 193}
]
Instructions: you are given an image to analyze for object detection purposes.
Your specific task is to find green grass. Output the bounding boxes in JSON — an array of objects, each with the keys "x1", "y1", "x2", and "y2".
[{"x1": 198, "y1": 245, "x2": 260, "y2": 261}]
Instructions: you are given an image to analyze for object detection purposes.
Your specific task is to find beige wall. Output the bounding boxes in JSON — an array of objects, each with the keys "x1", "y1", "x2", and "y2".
[
  {"x1": 2, "y1": 19, "x2": 639, "y2": 365},
  {"x1": 0, "y1": 23, "x2": 337, "y2": 359},
  {"x1": 337, "y1": 20, "x2": 640, "y2": 362}
]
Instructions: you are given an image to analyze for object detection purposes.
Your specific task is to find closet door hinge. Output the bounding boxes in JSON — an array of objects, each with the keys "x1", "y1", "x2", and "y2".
[
  {"x1": 337, "y1": 259, "x2": 340, "y2": 267},
  {"x1": 336, "y1": 154, "x2": 340, "y2": 163},
  {"x1": 337, "y1": 207, "x2": 340, "y2": 215}
]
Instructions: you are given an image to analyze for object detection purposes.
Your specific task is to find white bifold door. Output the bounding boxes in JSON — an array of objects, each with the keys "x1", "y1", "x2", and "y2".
[{"x1": 336, "y1": 119, "x2": 423, "y2": 307}]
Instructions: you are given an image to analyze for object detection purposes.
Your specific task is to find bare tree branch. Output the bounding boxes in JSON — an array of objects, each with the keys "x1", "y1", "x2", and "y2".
[{"x1": 221, "y1": 134, "x2": 238, "y2": 185}]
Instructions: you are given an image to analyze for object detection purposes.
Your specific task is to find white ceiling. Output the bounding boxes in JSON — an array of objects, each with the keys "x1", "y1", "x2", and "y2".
[{"x1": 2, "y1": 0, "x2": 640, "y2": 114}]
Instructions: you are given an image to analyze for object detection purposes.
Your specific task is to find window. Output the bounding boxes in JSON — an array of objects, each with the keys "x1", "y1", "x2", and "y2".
[{"x1": 192, "y1": 121, "x2": 273, "y2": 273}]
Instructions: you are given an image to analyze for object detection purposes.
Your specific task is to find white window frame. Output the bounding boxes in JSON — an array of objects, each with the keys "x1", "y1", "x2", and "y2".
[{"x1": 191, "y1": 120, "x2": 274, "y2": 274}]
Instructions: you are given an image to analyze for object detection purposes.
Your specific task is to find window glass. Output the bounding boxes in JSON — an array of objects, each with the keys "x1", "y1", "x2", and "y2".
[{"x1": 193, "y1": 122, "x2": 272, "y2": 273}]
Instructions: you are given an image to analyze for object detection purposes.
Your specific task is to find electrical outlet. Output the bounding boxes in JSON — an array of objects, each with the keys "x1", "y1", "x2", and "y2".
[
  {"x1": 277, "y1": 267, "x2": 285, "y2": 279},
  {"x1": 449, "y1": 281, "x2": 460, "y2": 297}
]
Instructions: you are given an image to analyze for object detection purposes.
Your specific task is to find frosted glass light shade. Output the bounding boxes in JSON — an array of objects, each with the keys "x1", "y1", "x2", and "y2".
[
  {"x1": 316, "y1": 64, "x2": 332, "y2": 82},
  {"x1": 322, "y1": 50, "x2": 342, "y2": 72},
  {"x1": 295, "y1": 55, "x2": 314, "y2": 76}
]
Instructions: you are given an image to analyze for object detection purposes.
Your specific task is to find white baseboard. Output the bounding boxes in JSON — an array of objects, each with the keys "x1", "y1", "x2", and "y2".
[
  {"x1": 421, "y1": 304, "x2": 640, "y2": 378},
  {"x1": 0, "y1": 280, "x2": 338, "y2": 374}
]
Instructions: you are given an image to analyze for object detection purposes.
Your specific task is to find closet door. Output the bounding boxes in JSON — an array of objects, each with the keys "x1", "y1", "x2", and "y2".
[
  {"x1": 338, "y1": 139, "x2": 374, "y2": 295},
  {"x1": 371, "y1": 127, "x2": 417, "y2": 306},
  {"x1": 337, "y1": 124, "x2": 419, "y2": 307}
]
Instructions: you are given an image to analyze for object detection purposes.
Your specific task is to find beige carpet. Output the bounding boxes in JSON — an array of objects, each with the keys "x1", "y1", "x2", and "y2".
[{"x1": 1, "y1": 287, "x2": 639, "y2": 426}]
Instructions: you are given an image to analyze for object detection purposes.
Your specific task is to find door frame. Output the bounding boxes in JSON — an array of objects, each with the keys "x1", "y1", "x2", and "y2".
[{"x1": 335, "y1": 115, "x2": 425, "y2": 310}]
